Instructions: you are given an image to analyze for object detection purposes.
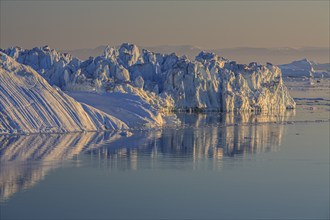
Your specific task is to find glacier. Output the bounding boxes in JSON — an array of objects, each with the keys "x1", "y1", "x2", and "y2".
[{"x1": 2, "y1": 43, "x2": 296, "y2": 113}]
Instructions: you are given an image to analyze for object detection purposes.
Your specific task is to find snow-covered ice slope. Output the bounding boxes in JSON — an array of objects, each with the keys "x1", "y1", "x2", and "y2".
[
  {"x1": 3, "y1": 43, "x2": 296, "y2": 112},
  {"x1": 0, "y1": 52, "x2": 127, "y2": 134},
  {"x1": 67, "y1": 91, "x2": 177, "y2": 129}
]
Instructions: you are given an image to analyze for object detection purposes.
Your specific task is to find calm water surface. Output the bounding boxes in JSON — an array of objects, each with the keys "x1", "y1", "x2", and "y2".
[{"x1": 0, "y1": 112, "x2": 329, "y2": 219}]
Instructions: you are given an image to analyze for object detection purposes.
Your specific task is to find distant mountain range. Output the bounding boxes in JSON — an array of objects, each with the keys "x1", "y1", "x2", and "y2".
[{"x1": 61, "y1": 45, "x2": 330, "y2": 65}]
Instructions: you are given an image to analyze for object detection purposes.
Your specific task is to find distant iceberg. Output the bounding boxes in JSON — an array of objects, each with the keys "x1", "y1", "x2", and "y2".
[{"x1": 279, "y1": 58, "x2": 330, "y2": 78}]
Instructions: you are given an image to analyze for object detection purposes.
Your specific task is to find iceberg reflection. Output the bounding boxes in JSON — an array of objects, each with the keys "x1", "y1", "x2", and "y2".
[
  {"x1": 0, "y1": 132, "x2": 121, "y2": 201},
  {"x1": 86, "y1": 111, "x2": 295, "y2": 168},
  {"x1": 0, "y1": 111, "x2": 294, "y2": 201}
]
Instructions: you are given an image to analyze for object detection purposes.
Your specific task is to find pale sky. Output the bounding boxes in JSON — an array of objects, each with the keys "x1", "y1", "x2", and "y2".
[{"x1": 1, "y1": 1, "x2": 329, "y2": 50}]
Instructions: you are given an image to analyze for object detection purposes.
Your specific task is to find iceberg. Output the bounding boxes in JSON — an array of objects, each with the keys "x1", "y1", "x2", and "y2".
[
  {"x1": 279, "y1": 58, "x2": 330, "y2": 78},
  {"x1": 2, "y1": 43, "x2": 296, "y2": 114}
]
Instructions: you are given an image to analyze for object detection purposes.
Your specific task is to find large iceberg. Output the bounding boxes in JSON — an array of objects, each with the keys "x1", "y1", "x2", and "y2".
[{"x1": 2, "y1": 43, "x2": 296, "y2": 112}]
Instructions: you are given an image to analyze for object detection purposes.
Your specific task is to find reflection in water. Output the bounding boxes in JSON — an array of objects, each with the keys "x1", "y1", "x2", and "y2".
[
  {"x1": 0, "y1": 111, "x2": 294, "y2": 201},
  {"x1": 0, "y1": 132, "x2": 121, "y2": 201},
  {"x1": 86, "y1": 111, "x2": 294, "y2": 170}
]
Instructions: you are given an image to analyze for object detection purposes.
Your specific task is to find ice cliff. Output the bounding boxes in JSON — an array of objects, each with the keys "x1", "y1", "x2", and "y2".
[{"x1": 2, "y1": 43, "x2": 296, "y2": 112}]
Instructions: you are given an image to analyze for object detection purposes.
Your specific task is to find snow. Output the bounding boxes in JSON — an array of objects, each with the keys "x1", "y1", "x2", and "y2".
[
  {"x1": 67, "y1": 91, "x2": 179, "y2": 129},
  {"x1": 0, "y1": 52, "x2": 127, "y2": 134}
]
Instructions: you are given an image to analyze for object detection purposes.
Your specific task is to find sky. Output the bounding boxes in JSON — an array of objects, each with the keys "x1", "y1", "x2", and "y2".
[{"x1": 0, "y1": 1, "x2": 329, "y2": 50}]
